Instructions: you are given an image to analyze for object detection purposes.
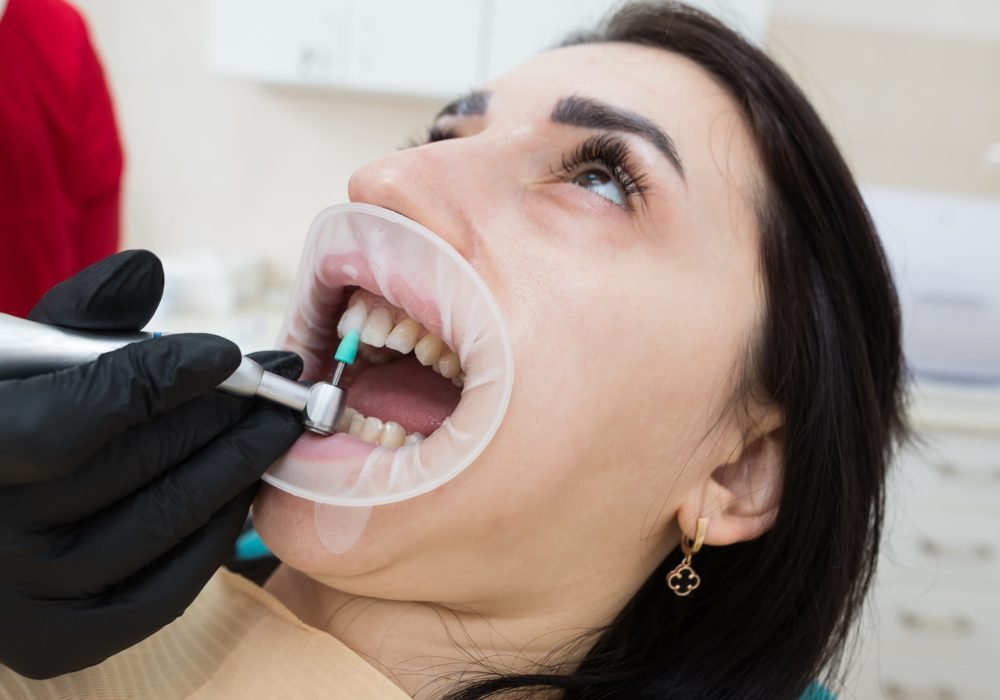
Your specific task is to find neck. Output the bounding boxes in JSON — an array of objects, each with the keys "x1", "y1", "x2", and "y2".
[{"x1": 265, "y1": 565, "x2": 625, "y2": 699}]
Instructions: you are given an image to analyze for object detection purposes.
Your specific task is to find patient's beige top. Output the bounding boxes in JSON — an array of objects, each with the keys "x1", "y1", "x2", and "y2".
[{"x1": 0, "y1": 569, "x2": 411, "y2": 700}]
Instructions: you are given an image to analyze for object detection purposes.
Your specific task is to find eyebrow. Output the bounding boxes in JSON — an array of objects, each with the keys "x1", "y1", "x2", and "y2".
[
  {"x1": 436, "y1": 90, "x2": 491, "y2": 119},
  {"x1": 551, "y1": 95, "x2": 685, "y2": 179},
  {"x1": 434, "y1": 91, "x2": 685, "y2": 180}
]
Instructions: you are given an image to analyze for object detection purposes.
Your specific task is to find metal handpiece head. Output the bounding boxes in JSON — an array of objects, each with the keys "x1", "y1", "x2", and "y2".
[
  {"x1": 252, "y1": 367, "x2": 346, "y2": 436},
  {"x1": 299, "y1": 330, "x2": 357, "y2": 436},
  {"x1": 303, "y1": 382, "x2": 347, "y2": 436}
]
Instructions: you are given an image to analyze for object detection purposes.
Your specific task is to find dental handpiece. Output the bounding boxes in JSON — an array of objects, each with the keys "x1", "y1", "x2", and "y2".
[{"x1": 0, "y1": 312, "x2": 359, "y2": 436}]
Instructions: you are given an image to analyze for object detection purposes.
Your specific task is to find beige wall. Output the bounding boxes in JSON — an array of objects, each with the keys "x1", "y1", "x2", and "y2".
[
  {"x1": 767, "y1": 18, "x2": 1000, "y2": 197},
  {"x1": 74, "y1": 0, "x2": 440, "y2": 283},
  {"x1": 74, "y1": 2, "x2": 999, "y2": 282}
]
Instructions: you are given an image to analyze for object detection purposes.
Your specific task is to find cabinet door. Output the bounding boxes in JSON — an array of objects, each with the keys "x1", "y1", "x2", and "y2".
[
  {"x1": 347, "y1": 0, "x2": 484, "y2": 97},
  {"x1": 208, "y1": 0, "x2": 353, "y2": 85}
]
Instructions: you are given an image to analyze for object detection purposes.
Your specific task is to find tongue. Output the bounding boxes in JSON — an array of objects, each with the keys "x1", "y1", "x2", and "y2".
[{"x1": 346, "y1": 354, "x2": 462, "y2": 436}]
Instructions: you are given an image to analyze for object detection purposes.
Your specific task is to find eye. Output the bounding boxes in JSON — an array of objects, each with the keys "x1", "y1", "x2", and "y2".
[
  {"x1": 558, "y1": 134, "x2": 648, "y2": 211},
  {"x1": 570, "y1": 168, "x2": 628, "y2": 207}
]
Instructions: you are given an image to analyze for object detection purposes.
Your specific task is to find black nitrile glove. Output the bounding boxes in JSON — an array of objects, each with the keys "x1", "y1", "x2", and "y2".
[{"x1": 0, "y1": 250, "x2": 304, "y2": 679}]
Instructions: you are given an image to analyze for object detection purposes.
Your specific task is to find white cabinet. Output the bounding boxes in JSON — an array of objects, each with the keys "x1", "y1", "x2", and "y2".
[
  {"x1": 483, "y1": 0, "x2": 621, "y2": 81},
  {"x1": 847, "y1": 382, "x2": 1000, "y2": 699},
  {"x1": 207, "y1": 0, "x2": 771, "y2": 98},
  {"x1": 207, "y1": 0, "x2": 482, "y2": 96}
]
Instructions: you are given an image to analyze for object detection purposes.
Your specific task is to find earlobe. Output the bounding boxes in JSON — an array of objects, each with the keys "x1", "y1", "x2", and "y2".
[{"x1": 676, "y1": 423, "x2": 784, "y2": 548}]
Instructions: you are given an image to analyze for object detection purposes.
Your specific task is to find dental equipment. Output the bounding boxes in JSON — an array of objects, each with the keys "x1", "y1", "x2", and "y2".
[{"x1": 0, "y1": 312, "x2": 359, "y2": 436}]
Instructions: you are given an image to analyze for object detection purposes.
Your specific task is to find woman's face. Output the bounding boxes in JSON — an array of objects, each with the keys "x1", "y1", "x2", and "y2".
[{"x1": 255, "y1": 42, "x2": 768, "y2": 608}]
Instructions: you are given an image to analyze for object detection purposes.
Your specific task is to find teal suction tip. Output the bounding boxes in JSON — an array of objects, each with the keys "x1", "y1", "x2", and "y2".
[{"x1": 334, "y1": 330, "x2": 360, "y2": 365}]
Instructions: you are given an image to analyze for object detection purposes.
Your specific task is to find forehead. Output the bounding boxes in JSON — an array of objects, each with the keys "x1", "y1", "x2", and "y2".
[{"x1": 488, "y1": 42, "x2": 761, "y2": 202}]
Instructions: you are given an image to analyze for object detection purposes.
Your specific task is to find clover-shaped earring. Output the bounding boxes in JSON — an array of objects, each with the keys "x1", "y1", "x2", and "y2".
[
  {"x1": 667, "y1": 563, "x2": 701, "y2": 596},
  {"x1": 665, "y1": 517, "x2": 708, "y2": 597}
]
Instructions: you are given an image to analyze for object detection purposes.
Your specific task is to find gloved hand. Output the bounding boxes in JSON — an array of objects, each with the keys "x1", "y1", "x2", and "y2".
[{"x1": 0, "y1": 250, "x2": 304, "y2": 679}]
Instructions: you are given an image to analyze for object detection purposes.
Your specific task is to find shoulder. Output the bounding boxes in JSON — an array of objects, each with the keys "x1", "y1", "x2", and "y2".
[
  {"x1": 2, "y1": 0, "x2": 96, "y2": 84},
  {"x1": 6, "y1": 0, "x2": 87, "y2": 37}
]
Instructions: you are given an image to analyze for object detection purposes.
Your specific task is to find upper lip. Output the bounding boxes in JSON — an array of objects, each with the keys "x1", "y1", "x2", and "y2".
[{"x1": 279, "y1": 203, "x2": 490, "y2": 383}]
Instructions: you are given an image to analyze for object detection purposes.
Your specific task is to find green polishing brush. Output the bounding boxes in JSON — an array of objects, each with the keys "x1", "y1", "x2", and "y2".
[{"x1": 331, "y1": 329, "x2": 359, "y2": 386}]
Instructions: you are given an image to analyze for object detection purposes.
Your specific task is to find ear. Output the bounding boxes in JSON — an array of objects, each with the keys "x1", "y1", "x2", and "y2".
[{"x1": 676, "y1": 410, "x2": 785, "y2": 547}]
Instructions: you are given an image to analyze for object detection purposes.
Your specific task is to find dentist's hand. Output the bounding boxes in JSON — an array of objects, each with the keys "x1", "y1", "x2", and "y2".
[{"x1": 0, "y1": 251, "x2": 304, "y2": 679}]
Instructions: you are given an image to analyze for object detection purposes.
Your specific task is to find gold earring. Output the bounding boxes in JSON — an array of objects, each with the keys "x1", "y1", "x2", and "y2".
[{"x1": 666, "y1": 517, "x2": 708, "y2": 597}]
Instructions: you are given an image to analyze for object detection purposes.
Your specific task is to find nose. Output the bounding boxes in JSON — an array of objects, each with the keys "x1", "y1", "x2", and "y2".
[{"x1": 347, "y1": 141, "x2": 487, "y2": 263}]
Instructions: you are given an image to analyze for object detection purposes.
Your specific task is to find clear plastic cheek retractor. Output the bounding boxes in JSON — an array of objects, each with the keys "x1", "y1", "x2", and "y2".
[
  {"x1": 0, "y1": 315, "x2": 361, "y2": 436},
  {"x1": 267, "y1": 203, "x2": 515, "y2": 554}
]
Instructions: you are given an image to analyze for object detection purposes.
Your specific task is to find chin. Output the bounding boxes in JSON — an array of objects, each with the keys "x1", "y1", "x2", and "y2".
[{"x1": 252, "y1": 483, "x2": 380, "y2": 577}]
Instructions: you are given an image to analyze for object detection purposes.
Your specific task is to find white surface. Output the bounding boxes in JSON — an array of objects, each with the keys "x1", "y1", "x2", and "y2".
[
  {"x1": 865, "y1": 186, "x2": 1000, "y2": 384},
  {"x1": 483, "y1": 0, "x2": 616, "y2": 82},
  {"x1": 207, "y1": 0, "x2": 483, "y2": 97},
  {"x1": 208, "y1": 0, "x2": 771, "y2": 98},
  {"x1": 73, "y1": 0, "x2": 438, "y2": 283},
  {"x1": 148, "y1": 298, "x2": 288, "y2": 354},
  {"x1": 485, "y1": 0, "x2": 771, "y2": 82},
  {"x1": 847, "y1": 382, "x2": 1000, "y2": 700},
  {"x1": 772, "y1": 0, "x2": 1000, "y2": 40},
  {"x1": 153, "y1": 249, "x2": 268, "y2": 315}
]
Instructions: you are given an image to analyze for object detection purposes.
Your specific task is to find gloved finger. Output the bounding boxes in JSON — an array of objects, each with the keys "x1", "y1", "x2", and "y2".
[
  {"x1": 9, "y1": 486, "x2": 257, "y2": 680},
  {"x1": 1, "y1": 351, "x2": 304, "y2": 524},
  {"x1": 3, "y1": 391, "x2": 250, "y2": 527},
  {"x1": 54, "y1": 404, "x2": 301, "y2": 593},
  {"x1": 0, "y1": 333, "x2": 241, "y2": 485},
  {"x1": 28, "y1": 250, "x2": 164, "y2": 331}
]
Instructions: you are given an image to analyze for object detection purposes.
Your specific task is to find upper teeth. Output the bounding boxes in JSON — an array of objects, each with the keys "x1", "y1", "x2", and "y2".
[{"x1": 336, "y1": 290, "x2": 466, "y2": 386}]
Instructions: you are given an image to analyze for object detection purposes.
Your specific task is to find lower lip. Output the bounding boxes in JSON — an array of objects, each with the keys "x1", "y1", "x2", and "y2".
[{"x1": 288, "y1": 431, "x2": 382, "y2": 463}]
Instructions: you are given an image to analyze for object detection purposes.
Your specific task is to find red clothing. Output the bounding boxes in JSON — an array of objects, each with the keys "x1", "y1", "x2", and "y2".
[{"x1": 0, "y1": 0, "x2": 122, "y2": 317}]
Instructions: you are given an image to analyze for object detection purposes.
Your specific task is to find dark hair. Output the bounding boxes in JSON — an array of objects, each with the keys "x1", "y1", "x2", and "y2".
[{"x1": 444, "y1": 3, "x2": 907, "y2": 698}]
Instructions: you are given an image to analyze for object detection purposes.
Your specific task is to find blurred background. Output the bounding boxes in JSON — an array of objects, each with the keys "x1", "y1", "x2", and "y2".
[{"x1": 5, "y1": 1, "x2": 999, "y2": 697}]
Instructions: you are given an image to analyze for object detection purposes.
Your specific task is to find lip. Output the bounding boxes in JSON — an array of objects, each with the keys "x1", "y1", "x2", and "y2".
[{"x1": 263, "y1": 203, "x2": 514, "y2": 506}]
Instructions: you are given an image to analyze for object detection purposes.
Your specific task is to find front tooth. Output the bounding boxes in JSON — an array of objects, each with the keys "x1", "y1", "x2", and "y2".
[
  {"x1": 348, "y1": 412, "x2": 366, "y2": 438},
  {"x1": 452, "y1": 374, "x2": 464, "y2": 388},
  {"x1": 336, "y1": 407, "x2": 358, "y2": 432},
  {"x1": 360, "y1": 307, "x2": 394, "y2": 348},
  {"x1": 338, "y1": 300, "x2": 367, "y2": 338},
  {"x1": 404, "y1": 432, "x2": 425, "y2": 446},
  {"x1": 385, "y1": 318, "x2": 421, "y2": 354},
  {"x1": 379, "y1": 421, "x2": 406, "y2": 448},
  {"x1": 414, "y1": 333, "x2": 444, "y2": 366},
  {"x1": 435, "y1": 352, "x2": 461, "y2": 379},
  {"x1": 360, "y1": 416, "x2": 384, "y2": 444}
]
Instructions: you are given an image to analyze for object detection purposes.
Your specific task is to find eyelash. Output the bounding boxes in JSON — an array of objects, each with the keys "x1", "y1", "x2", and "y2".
[
  {"x1": 415, "y1": 128, "x2": 649, "y2": 211},
  {"x1": 556, "y1": 134, "x2": 649, "y2": 209}
]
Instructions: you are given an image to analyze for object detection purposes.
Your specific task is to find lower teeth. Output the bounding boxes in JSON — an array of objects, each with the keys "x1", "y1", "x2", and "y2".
[{"x1": 336, "y1": 407, "x2": 425, "y2": 448}]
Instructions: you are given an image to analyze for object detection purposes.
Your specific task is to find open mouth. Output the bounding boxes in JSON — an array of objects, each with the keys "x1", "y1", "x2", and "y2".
[
  {"x1": 263, "y1": 203, "x2": 513, "y2": 507},
  {"x1": 331, "y1": 287, "x2": 465, "y2": 447}
]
